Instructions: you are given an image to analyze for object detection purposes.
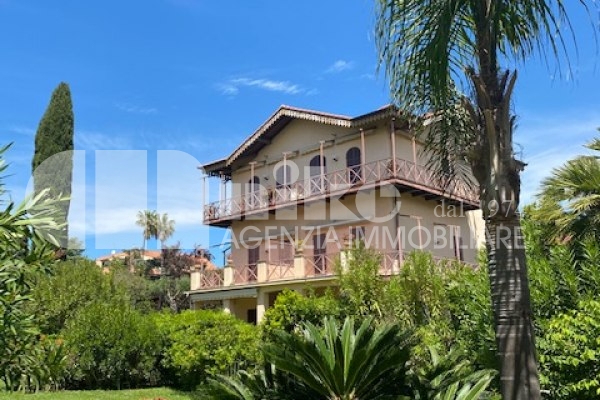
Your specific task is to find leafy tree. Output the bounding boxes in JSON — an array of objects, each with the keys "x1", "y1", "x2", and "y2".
[
  {"x1": 375, "y1": 2, "x2": 596, "y2": 398},
  {"x1": 147, "y1": 245, "x2": 194, "y2": 312},
  {"x1": 147, "y1": 275, "x2": 190, "y2": 313},
  {"x1": 0, "y1": 145, "x2": 65, "y2": 391},
  {"x1": 31, "y1": 82, "x2": 74, "y2": 247},
  {"x1": 537, "y1": 300, "x2": 600, "y2": 399},
  {"x1": 336, "y1": 244, "x2": 385, "y2": 318},
  {"x1": 32, "y1": 259, "x2": 130, "y2": 335}
]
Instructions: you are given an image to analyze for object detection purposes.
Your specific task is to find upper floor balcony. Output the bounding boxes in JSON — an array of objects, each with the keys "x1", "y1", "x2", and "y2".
[{"x1": 203, "y1": 157, "x2": 479, "y2": 226}]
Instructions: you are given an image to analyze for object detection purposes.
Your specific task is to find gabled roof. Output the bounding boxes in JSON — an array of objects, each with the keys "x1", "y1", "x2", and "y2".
[{"x1": 201, "y1": 104, "x2": 405, "y2": 176}]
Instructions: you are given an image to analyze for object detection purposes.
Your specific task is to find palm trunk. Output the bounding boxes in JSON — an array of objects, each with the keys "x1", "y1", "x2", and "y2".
[
  {"x1": 467, "y1": 68, "x2": 541, "y2": 400},
  {"x1": 486, "y1": 217, "x2": 541, "y2": 399}
]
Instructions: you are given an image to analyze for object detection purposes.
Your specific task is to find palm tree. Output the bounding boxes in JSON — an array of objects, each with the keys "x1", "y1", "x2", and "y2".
[
  {"x1": 537, "y1": 137, "x2": 600, "y2": 243},
  {"x1": 375, "y1": 1, "x2": 596, "y2": 398},
  {"x1": 135, "y1": 210, "x2": 157, "y2": 252},
  {"x1": 156, "y1": 213, "x2": 176, "y2": 250}
]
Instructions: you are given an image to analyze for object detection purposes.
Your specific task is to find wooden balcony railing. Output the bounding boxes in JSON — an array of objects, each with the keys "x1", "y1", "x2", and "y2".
[
  {"x1": 304, "y1": 253, "x2": 337, "y2": 278},
  {"x1": 198, "y1": 269, "x2": 224, "y2": 288},
  {"x1": 267, "y1": 258, "x2": 295, "y2": 281},
  {"x1": 233, "y1": 263, "x2": 258, "y2": 284},
  {"x1": 203, "y1": 157, "x2": 478, "y2": 224},
  {"x1": 189, "y1": 250, "x2": 473, "y2": 291}
]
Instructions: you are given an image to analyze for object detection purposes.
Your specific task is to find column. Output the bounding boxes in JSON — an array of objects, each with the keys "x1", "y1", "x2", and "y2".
[{"x1": 256, "y1": 289, "x2": 269, "y2": 323}]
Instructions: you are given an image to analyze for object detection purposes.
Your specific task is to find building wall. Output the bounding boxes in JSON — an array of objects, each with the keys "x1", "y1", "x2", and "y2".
[
  {"x1": 228, "y1": 186, "x2": 482, "y2": 267},
  {"x1": 229, "y1": 120, "x2": 426, "y2": 198}
]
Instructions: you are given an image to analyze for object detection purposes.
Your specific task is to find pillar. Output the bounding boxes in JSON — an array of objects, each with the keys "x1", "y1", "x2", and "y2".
[{"x1": 256, "y1": 289, "x2": 268, "y2": 323}]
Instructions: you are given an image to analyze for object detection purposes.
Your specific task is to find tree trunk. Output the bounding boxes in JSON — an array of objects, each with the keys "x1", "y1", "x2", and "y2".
[
  {"x1": 486, "y1": 217, "x2": 541, "y2": 400},
  {"x1": 467, "y1": 68, "x2": 542, "y2": 400}
]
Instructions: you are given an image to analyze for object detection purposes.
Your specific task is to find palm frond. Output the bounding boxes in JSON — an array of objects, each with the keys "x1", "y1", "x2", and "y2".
[{"x1": 376, "y1": 0, "x2": 594, "y2": 185}]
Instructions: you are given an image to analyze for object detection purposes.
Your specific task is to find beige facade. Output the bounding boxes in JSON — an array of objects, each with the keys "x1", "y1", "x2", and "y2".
[{"x1": 189, "y1": 105, "x2": 484, "y2": 324}]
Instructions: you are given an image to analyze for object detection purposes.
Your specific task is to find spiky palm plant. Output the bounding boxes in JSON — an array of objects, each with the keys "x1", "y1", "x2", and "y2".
[
  {"x1": 376, "y1": 1, "x2": 597, "y2": 398},
  {"x1": 265, "y1": 317, "x2": 412, "y2": 400},
  {"x1": 207, "y1": 317, "x2": 412, "y2": 400},
  {"x1": 538, "y1": 137, "x2": 600, "y2": 243}
]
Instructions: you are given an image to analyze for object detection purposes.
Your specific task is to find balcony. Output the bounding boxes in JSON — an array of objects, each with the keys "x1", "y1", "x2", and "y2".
[
  {"x1": 188, "y1": 249, "x2": 469, "y2": 292},
  {"x1": 203, "y1": 157, "x2": 479, "y2": 225}
]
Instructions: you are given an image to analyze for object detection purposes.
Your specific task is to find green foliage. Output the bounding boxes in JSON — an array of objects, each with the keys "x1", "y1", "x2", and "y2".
[
  {"x1": 383, "y1": 252, "x2": 450, "y2": 327},
  {"x1": 538, "y1": 300, "x2": 600, "y2": 399},
  {"x1": 337, "y1": 244, "x2": 385, "y2": 318},
  {"x1": 445, "y1": 263, "x2": 496, "y2": 371},
  {"x1": 211, "y1": 317, "x2": 413, "y2": 400},
  {"x1": 153, "y1": 310, "x2": 261, "y2": 390},
  {"x1": 32, "y1": 259, "x2": 131, "y2": 334},
  {"x1": 264, "y1": 317, "x2": 413, "y2": 399},
  {"x1": 32, "y1": 82, "x2": 74, "y2": 245},
  {"x1": 409, "y1": 347, "x2": 495, "y2": 400},
  {"x1": 0, "y1": 145, "x2": 66, "y2": 392},
  {"x1": 536, "y1": 136, "x2": 600, "y2": 243},
  {"x1": 62, "y1": 301, "x2": 161, "y2": 390},
  {"x1": 204, "y1": 364, "x2": 307, "y2": 400},
  {"x1": 261, "y1": 289, "x2": 340, "y2": 338}
]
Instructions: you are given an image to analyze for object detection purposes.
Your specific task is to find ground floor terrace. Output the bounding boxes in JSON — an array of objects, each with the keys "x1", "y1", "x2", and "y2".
[{"x1": 187, "y1": 244, "x2": 473, "y2": 324}]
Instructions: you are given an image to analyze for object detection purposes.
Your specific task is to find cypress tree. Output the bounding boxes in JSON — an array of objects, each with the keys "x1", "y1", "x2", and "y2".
[{"x1": 32, "y1": 82, "x2": 74, "y2": 247}]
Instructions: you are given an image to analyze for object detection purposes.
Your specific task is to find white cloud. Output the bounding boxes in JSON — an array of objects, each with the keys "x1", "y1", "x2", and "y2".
[
  {"x1": 516, "y1": 110, "x2": 600, "y2": 205},
  {"x1": 218, "y1": 77, "x2": 309, "y2": 96},
  {"x1": 7, "y1": 125, "x2": 35, "y2": 136},
  {"x1": 326, "y1": 60, "x2": 354, "y2": 73},
  {"x1": 76, "y1": 130, "x2": 132, "y2": 150},
  {"x1": 115, "y1": 102, "x2": 158, "y2": 114},
  {"x1": 216, "y1": 83, "x2": 239, "y2": 96}
]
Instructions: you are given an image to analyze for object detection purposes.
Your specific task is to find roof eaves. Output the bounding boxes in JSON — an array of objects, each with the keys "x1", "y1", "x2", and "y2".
[{"x1": 226, "y1": 105, "x2": 352, "y2": 166}]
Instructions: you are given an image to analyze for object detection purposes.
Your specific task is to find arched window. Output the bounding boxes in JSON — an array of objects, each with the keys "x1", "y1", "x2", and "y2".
[
  {"x1": 309, "y1": 155, "x2": 327, "y2": 176},
  {"x1": 346, "y1": 147, "x2": 362, "y2": 183},
  {"x1": 247, "y1": 176, "x2": 260, "y2": 192},
  {"x1": 309, "y1": 155, "x2": 327, "y2": 194},
  {"x1": 245, "y1": 176, "x2": 260, "y2": 209},
  {"x1": 275, "y1": 165, "x2": 292, "y2": 188}
]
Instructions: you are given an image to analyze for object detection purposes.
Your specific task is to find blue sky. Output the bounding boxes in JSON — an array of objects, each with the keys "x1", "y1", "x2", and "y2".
[{"x1": 1, "y1": 1, "x2": 599, "y2": 260}]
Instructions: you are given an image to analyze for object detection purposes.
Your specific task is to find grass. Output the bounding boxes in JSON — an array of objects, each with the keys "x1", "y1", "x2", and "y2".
[{"x1": 0, "y1": 387, "x2": 198, "y2": 400}]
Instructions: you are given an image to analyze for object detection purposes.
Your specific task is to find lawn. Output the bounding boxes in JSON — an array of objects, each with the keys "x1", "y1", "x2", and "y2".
[{"x1": 0, "y1": 388, "x2": 199, "y2": 400}]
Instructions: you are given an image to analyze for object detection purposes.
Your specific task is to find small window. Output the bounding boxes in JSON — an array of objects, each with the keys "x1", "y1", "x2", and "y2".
[
  {"x1": 350, "y1": 226, "x2": 365, "y2": 245},
  {"x1": 346, "y1": 147, "x2": 362, "y2": 183},
  {"x1": 309, "y1": 155, "x2": 327, "y2": 176},
  {"x1": 247, "y1": 176, "x2": 260, "y2": 192}
]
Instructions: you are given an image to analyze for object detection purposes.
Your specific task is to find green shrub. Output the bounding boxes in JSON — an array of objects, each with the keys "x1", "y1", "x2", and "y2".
[
  {"x1": 538, "y1": 299, "x2": 600, "y2": 399},
  {"x1": 445, "y1": 263, "x2": 496, "y2": 371},
  {"x1": 32, "y1": 259, "x2": 131, "y2": 335},
  {"x1": 337, "y1": 244, "x2": 385, "y2": 318},
  {"x1": 154, "y1": 310, "x2": 260, "y2": 390},
  {"x1": 261, "y1": 289, "x2": 340, "y2": 338},
  {"x1": 63, "y1": 302, "x2": 161, "y2": 390}
]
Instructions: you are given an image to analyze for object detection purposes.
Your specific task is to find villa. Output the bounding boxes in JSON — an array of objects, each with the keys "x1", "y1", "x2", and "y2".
[{"x1": 188, "y1": 105, "x2": 484, "y2": 323}]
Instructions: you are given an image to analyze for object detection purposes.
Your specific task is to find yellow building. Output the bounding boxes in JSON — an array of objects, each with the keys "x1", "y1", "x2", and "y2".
[{"x1": 189, "y1": 105, "x2": 484, "y2": 323}]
